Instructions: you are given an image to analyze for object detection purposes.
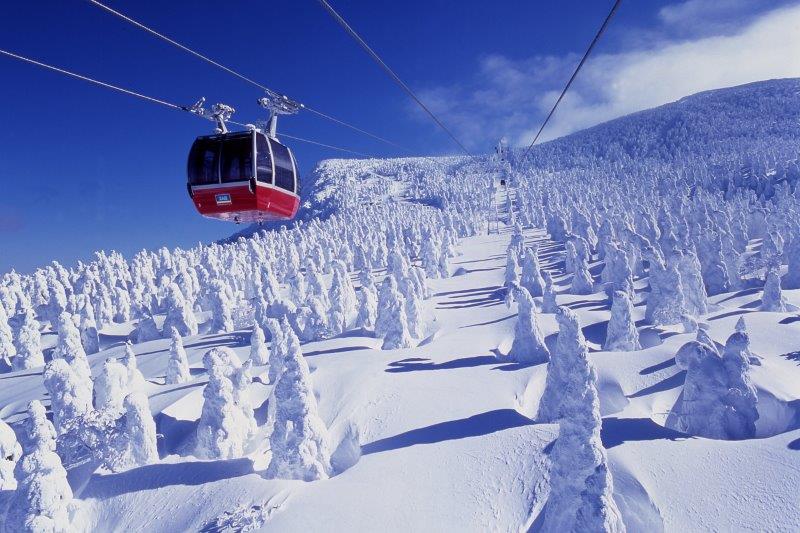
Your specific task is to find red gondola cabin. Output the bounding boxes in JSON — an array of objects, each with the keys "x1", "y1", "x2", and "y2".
[{"x1": 187, "y1": 129, "x2": 300, "y2": 224}]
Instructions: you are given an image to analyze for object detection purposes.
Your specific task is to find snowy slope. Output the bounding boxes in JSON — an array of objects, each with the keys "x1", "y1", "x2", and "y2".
[{"x1": 1, "y1": 79, "x2": 800, "y2": 532}]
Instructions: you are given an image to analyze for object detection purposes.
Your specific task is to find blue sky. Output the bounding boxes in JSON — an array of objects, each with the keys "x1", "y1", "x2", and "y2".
[{"x1": 1, "y1": 0, "x2": 798, "y2": 273}]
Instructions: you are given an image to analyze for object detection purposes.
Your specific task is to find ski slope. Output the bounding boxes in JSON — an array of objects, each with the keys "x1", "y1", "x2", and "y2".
[{"x1": 1, "y1": 79, "x2": 800, "y2": 532}]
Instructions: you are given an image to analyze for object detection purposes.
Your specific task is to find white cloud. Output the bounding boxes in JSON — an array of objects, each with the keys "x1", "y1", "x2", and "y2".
[{"x1": 416, "y1": 2, "x2": 800, "y2": 150}]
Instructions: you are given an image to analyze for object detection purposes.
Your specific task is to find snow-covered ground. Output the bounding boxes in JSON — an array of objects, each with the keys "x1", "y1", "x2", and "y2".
[{"x1": 1, "y1": 78, "x2": 800, "y2": 532}]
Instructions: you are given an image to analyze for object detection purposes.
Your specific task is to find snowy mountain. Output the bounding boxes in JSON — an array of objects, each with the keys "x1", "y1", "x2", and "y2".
[{"x1": 1, "y1": 79, "x2": 800, "y2": 532}]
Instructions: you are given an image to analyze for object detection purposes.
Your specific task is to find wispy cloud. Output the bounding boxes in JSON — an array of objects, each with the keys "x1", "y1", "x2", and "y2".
[{"x1": 415, "y1": 1, "x2": 800, "y2": 150}]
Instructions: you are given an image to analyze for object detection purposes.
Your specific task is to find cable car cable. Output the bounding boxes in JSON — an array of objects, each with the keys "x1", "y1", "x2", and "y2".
[
  {"x1": 0, "y1": 48, "x2": 182, "y2": 111},
  {"x1": 85, "y1": 0, "x2": 414, "y2": 156},
  {"x1": 521, "y1": 0, "x2": 622, "y2": 158},
  {"x1": 0, "y1": 48, "x2": 375, "y2": 159},
  {"x1": 316, "y1": 0, "x2": 474, "y2": 158}
]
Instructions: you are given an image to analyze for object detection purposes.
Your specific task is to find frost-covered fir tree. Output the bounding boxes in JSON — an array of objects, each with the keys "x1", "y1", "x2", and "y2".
[
  {"x1": 542, "y1": 270, "x2": 559, "y2": 314},
  {"x1": 120, "y1": 392, "x2": 159, "y2": 468},
  {"x1": 162, "y1": 283, "x2": 198, "y2": 337},
  {"x1": 721, "y1": 332, "x2": 759, "y2": 439},
  {"x1": 604, "y1": 291, "x2": 641, "y2": 351},
  {"x1": 5, "y1": 401, "x2": 73, "y2": 533},
  {"x1": 375, "y1": 277, "x2": 413, "y2": 350},
  {"x1": 266, "y1": 328, "x2": 331, "y2": 481},
  {"x1": 52, "y1": 312, "x2": 93, "y2": 396},
  {"x1": 520, "y1": 245, "x2": 546, "y2": 297},
  {"x1": 94, "y1": 357, "x2": 129, "y2": 414},
  {"x1": 43, "y1": 358, "x2": 93, "y2": 436},
  {"x1": 671, "y1": 336, "x2": 758, "y2": 440},
  {"x1": 398, "y1": 273, "x2": 425, "y2": 339},
  {"x1": 13, "y1": 307, "x2": 44, "y2": 371},
  {"x1": 760, "y1": 268, "x2": 787, "y2": 312},
  {"x1": 645, "y1": 250, "x2": 687, "y2": 326},
  {"x1": 328, "y1": 270, "x2": 349, "y2": 336},
  {"x1": 267, "y1": 317, "x2": 292, "y2": 385},
  {"x1": 784, "y1": 236, "x2": 800, "y2": 289},
  {"x1": 508, "y1": 287, "x2": 549, "y2": 364},
  {"x1": 166, "y1": 327, "x2": 191, "y2": 384},
  {"x1": 540, "y1": 310, "x2": 624, "y2": 533},
  {"x1": 78, "y1": 298, "x2": 100, "y2": 355},
  {"x1": 249, "y1": 323, "x2": 269, "y2": 366},
  {"x1": 538, "y1": 307, "x2": 589, "y2": 423},
  {"x1": 0, "y1": 417, "x2": 21, "y2": 490},
  {"x1": 504, "y1": 246, "x2": 519, "y2": 288},
  {"x1": 672, "y1": 249, "x2": 708, "y2": 317},
  {"x1": 570, "y1": 254, "x2": 595, "y2": 295},
  {"x1": 123, "y1": 341, "x2": 147, "y2": 393},
  {"x1": 195, "y1": 351, "x2": 249, "y2": 460},
  {"x1": 207, "y1": 279, "x2": 235, "y2": 334},
  {"x1": 0, "y1": 303, "x2": 16, "y2": 366},
  {"x1": 355, "y1": 283, "x2": 378, "y2": 330},
  {"x1": 131, "y1": 313, "x2": 161, "y2": 344}
]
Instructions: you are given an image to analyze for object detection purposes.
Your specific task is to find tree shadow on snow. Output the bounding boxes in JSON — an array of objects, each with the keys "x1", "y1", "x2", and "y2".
[
  {"x1": 781, "y1": 351, "x2": 800, "y2": 366},
  {"x1": 601, "y1": 417, "x2": 688, "y2": 449},
  {"x1": 640, "y1": 358, "x2": 676, "y2": 375},
  {"x1": 304, "y1": 346, "x2": 372, "y2": 358},
  {"x1": 582, "y1": 321, "x2": 609, "y2": 348},
  {"x1": 385, "y1": 355, "x2": 498, "y2": 373},
  {"x1": 779, "y1": 316, "x2": 800, "y2": 325},
  {"x1": 714, "y1": 287, "x2": 761, "y2": 305},
  {"x1": 708, "y1": 309, "x2": 753, "y2": 321},
  {"x1": 788, "y1": 437, "x2": 800, "y2": 450},
  {"x1": 435, "y1": 285, "x2": 502, "y2": 298},
  {"x1": 460, "y1": 313, "x2": 517, "y2": 329},
  {"x1": 627, "y1": 371, "x2": 686, "y2": 399},
  {"x1": 80, "y1": 458, "x2": 254, "y2": 499},
  {"x1": 361, "y1": 409, "x2": 533, "y2": 455}
]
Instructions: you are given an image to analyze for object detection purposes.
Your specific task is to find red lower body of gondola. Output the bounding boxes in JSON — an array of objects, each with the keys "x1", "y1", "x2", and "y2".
[{"x1": 189, "y1": 182, "x2": 300, "y2": 223}]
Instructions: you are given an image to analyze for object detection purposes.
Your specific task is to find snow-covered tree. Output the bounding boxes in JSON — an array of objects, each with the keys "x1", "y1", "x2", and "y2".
[
  {"x1": 13, "y1": 308, "x2": 44, "y2": 371},
  {"x1": 645, "y1": 251, "x2": 687, "y2": 326},
  {"x1": 166, "y1": 327, "x2": 191, "y2": 384},
  {"x1": 52, "y1": 312, "x2": 93, "y2": 395},
  {"x1": 78, "y1": 298, "x2": 100, "y2": 355},
  {"x1": 162, "y1": 283, "x2": 198, "y2": 337},
  {"x1": 249, "y1": 323, "x2": 269, "y2": 366},
  {"x1": 43, "y1": 358, "x2": 93, "y2": 436},
  {"x1": 130, "y1": 313, "x2": 161, "y2": 344},
  {"x1": 540, "y1": 309, "x2": 624, "y2": 532},
  {"x1": 504, "y1": 246, "x2": 520, "y2": 288},
  {"x1": 0, "y1": 303, "x2": 16, "y2": 366},
  {"x1": 266, "y1": 326, "x2": 331, "y2": 481},
  {"x1": 5, "y1": 400, "x2": 73, "y2": 533},
  {"x1": 671, "y1": 335, "x2": 759, "y2": 440},
  {"x1": 537, "y1": 307, "x2": 589, "y2": 423},
  {"x1": 94, "y1": 358, "x2": 129, "y2": 414},
  {"x1": 760, "y1": 268, "x2": 787, "y2": 312},
  {"x1": 195, "y1": 352, "x2": 248, "y2": 460},
  {"x1": 267, "y1": 318, "x2": 289, "y2": 385},
  {"x1": 120, "y1": 392, "x2": 159, "y2": 468},
  {"x1": 520, "y1": 246, "x2": 545, "y2": 297},
  {"x1": 206, "y1": 279, "x2": 235, "y2": 334},
  {"x1": 123, "y1": 341, "x2": 147, "y2": 393},
  {"x1": 508, "y1": 287, "x2": 549, "y2": 363},
  {"x1": 542, "y1": 271, "x2": 559, "y2": 314},
  {"x1": 195, "y1": 347, "x2": 254, "y2": 459},
  {"x1": 0, "y1": 417, "x2": 21, "y2": 490},
  {"x1": 604, "y1": 291, "x2": 641, "y2": 351},
  {"x1": 375, "y1": 277, "x2": 413, "y2": 350},
  {"x1": 572, "y1": 265, "x2": 594, "y2": 298},
  {"x1": 355, "y1": 284, "x2": 378, "y2": 330}
]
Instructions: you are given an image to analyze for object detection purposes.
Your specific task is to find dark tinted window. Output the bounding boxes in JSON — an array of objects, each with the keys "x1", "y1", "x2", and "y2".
[
  {"x1": 270, "y1": 139, "x2": 296, "y2": 192},
  {"x1": 220, "y1": 135, "x2": 253, "y2": 183},
  {"x1": 187, "y1": 138, "x2": 220, "y2": 185},
  {"x1": 256, "y1": 134, "x2": 273, "y2": 183}
]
